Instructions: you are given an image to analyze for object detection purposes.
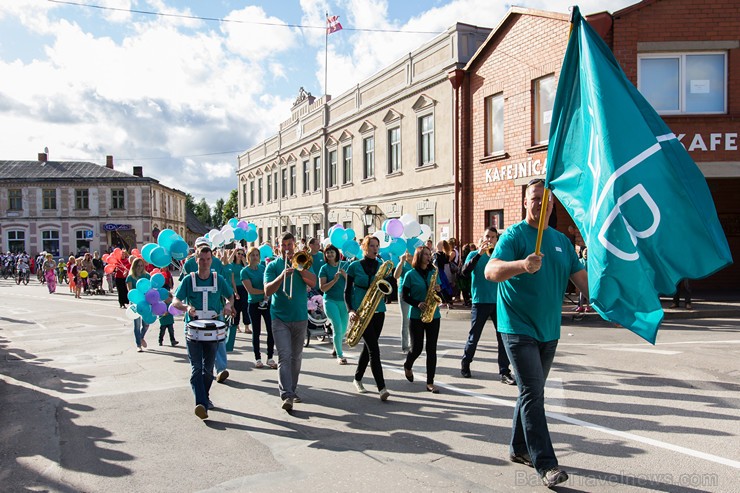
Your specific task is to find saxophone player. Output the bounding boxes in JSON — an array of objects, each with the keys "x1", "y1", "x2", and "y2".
[
  {"x1": 344, "y1": 235, "x2": 390, "y2": 401},
  {"x1": 401, "y1": 246, "x2": 442, "y2": 393}
]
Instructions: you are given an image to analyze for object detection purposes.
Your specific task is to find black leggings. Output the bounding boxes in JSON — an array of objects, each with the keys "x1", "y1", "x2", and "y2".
[
  {"x1": 355, "y1": 312, "x2": 386, "y2": 390},
  {"x1": 234, "y1": 286, "x2": 251, "y2": 327},
  {"x1": 248, "y1": 302, "x2": 274, "y2": 360},
  {"x1": 404, "y1": 318, "x2": 441, "y2": 384},
  {"x1": 115, "y1": 277, "x2": 128, "y2": 307}
]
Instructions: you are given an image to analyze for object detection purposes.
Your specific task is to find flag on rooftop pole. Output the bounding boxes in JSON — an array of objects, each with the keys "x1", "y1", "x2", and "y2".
[
  {"x1": 327, "y1": 14, "x2": 343, "y2": 34},
  {"x1": 545, "y1": 6, "x2": 732, "y2": 344}
]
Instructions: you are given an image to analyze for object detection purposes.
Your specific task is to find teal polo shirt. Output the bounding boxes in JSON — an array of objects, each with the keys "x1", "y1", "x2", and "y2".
[
  {"x1": 402, "y1": 267, "x2": 441, "y2": 320},
  {"x1": 174, "y1": 272, "x2": 234, "y2": 324},
  {"x1": 346, "y1": 259, "x2": 386, "y2": 313},
  {"x1": 318, "y1": 263, "x2": 345, "y2": 302},
  {"x1": 465, "y1": 250, "x2": 498, "y2": 304},
  {"x1": 182, "y1": 256, "x2": 225, "y2": 277},
  {"x1": 240, "y1": 264, "x2": 266, "y2": 304},
  {"x1": 310, "y1": 251, "x2": 325, "y2": 278},
  {"x1": 264, "y1": 257, "x2": 309, "y2": 322},
  {"x1": 494, "y1": 221, "x2": 583, "y2": 342}
]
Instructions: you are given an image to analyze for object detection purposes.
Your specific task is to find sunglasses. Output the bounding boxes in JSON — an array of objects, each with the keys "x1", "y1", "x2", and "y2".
[{"x1": 527, "y1": 178, "x2": 545, "y2": 187}]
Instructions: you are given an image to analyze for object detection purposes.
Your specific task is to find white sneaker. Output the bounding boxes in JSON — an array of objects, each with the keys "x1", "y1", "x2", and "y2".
[
  {"x1": 353, "y1": 379, "x2": 368, "y2": 394},
  {"x1": 379, "y1": 388, "x2": 390, "y2": 401},
  {"x1": 267, "y1": 359, "x2": 277, "y2": 369},
  {"x1": 255, "y1": 360, "x2": 264, "y2": 368}
]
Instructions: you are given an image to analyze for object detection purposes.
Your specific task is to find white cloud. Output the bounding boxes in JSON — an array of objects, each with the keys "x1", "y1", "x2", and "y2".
[{"x1": 222, "y1": 6, "x2": 299, "y2": 61}]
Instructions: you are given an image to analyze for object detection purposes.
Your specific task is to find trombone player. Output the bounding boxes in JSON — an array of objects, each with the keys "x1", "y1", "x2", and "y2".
[
  {"x1": 264, "y1": 232, "x2": 317, "y2": 411},
  {"x1": 345, "y1": 235, "x2": 391, "y2": 401},
  {"x1": 459, "y1": 226, "x2": 516, "y2": 385}
]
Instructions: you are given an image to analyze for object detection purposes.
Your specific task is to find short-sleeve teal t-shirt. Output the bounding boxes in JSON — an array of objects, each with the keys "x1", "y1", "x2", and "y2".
[
  {"x1": 240, "y1": 264, "x2": 266, "y2": 304},
  {"x1": 182, "y1": 256, "x2": 225, "y2": 277},
  {"x1": 174, "y1": 272, "x2": 234, "y2": 324},
  {"x1": 264, "y1": 257, "x2": 308, "y2": 322},
  {"x1": 402, "y1": 267, "x2": 441, "y2": 320},
  {"x1": 346, "y1": 258, "x2": 386, "y2": 313},
  {"x1": 126, "y1": 272, "x2": 150, "y2": 289},
  {"x1": 465, "y1": 250, "x2": 498, "y2": 304},
  {"x1": 318, "y1": 263, "x2": 345, "y2": 301},
  {"x1": 493, "y1": 221, "x2": 583, "y2": 342},
  {"x1": 310, "y1": 251, "x2": 325, "y2": 278}
]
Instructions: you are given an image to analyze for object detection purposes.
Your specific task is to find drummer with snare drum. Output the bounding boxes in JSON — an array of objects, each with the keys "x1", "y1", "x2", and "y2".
[{"x1": 172, "y1": 244, "x2": 235, "y2": 420}]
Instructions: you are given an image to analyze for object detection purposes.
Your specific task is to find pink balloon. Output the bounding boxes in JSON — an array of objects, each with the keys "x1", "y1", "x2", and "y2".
[
  {"x1": 168, "y1": 304, "x2": 185, "y2": 316},
  {"x1": 386, "y1": 219, "x2": 404, "y2": 238}
]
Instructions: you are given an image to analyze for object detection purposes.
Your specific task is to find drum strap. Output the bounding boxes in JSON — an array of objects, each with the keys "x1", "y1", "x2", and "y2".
[{"x1": 191, "y1": 272, "x2": 218, "y2": 319}]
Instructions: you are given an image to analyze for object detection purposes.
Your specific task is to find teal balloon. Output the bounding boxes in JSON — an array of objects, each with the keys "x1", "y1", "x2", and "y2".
[
  {"x1": 406, "y1": 237, "x2": 423, "y2": 254},
  {"x1": 158, "y1": 287, "x2": 170, "y2": 301},
  {"x1": 128, "y1": 289, "x2": 145, "y2": 304},
  {"x1": 136, "y1": 278, "x2": 152, "y2": 292},
  {"x1": 330, "y1": 228, "x2": 347, "y2": 247},
  {"x1": 136, "y1": 301, "x2": 152, "y2": 315},
  {"x1": 344, "y1": 228, "x2": 356, "y2": 242},
  {"x1": 390, "y1": 237, "x2": 406, "y2": 257},
  {"x1": 142, "y1": 312, "x2": 157, "y2": 324},
  {"x1": 233, "y1": 228, "x2": 246, "y2": 242},
  {"x1": 342, "y1": 239, "x2": 360, "y2": 259},
  {"x1": 247, "y1": 223, "x2": 257, "y2": 232},
  {"x1": 150, "y1": 273, "x2": 165, "y2": 289},
  {"x1": 169, "y1": 239, "x2": 188, "y2": 260},
  {"x1": 389, "y1": 253, "x2": 400, "y2": 268},
  {"x1": 150, "y1": 247, "x2": 172, "y2": 268},
  {"x1": 141, "y1": 243, "x2": 158, "y2": 264},
  {"x1": 259, "y1": 244, "x2": 274, "y2": 261},
  {"x1": 380, "y1": 246, "x2": 392, "y2": 258},
  {"x1": 228, "y1": 218, "x2": 239, "y2": 228},
  {"x1": 245, "y1": 229, "x2": 258, "y2": 242},
  {"x1": 157, "y1": 229, "x2": 178, "y2": 249}
]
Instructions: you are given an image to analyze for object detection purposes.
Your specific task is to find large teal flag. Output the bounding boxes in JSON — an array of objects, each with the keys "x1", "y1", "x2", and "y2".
[{"x1": 546, "y1": 6, "x2": 732, "y2": 343}]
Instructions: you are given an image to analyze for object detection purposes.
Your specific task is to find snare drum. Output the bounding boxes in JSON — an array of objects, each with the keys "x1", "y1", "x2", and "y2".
[{"x1": 186, "y1": 320, "x2": 227, "y2": 342}]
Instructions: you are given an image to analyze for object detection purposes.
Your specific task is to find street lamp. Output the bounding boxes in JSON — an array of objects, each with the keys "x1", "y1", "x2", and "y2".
[{"x1": 362, "y1": 205, "x2": 376, "y2": 228}]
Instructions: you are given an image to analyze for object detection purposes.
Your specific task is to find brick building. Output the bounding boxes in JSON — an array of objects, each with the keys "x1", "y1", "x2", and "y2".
[{"x1": 457, "y1": 1, "x2": 738, "y2": 289}]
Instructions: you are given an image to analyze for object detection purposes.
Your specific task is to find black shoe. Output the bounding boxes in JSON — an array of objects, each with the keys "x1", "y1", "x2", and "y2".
[
  {"x1": 461, "y1": 363, "x2": 472, "y2": 378},
  {"x1": 404, "y1": 367, "x2": 414, "y2": 382},
  {"x1": 509, "y1": 452, "x2": 533, "y2": 467},
  {"x1": 500, "y1": 373, "x2": 517, "y2": 385},
  {"x1": 207, "y1": 400, "x2": 215, "y2": 410},
  {"x1": 171, "y1": 340, "x2": 179, "y2": 347},
  {"x1": 541, "y1": 467, "x2": 569, "y2": 487},
  {"x1": 158, "y1": 341, "x2": 163, "y2": 346}
]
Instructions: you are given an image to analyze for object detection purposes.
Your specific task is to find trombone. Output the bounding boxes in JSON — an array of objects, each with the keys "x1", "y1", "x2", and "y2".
[{"x1": 282, "y1": 250, "x2": 313, "y2": 299}]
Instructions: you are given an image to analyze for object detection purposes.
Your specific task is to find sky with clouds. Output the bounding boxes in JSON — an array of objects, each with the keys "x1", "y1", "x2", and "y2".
[{"x1": 0, "y1": 0, "x2": 635, "y2": 207}]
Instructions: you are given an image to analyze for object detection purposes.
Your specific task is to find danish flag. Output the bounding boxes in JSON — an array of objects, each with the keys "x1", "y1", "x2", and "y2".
[{"x1": 327, "y1": 14, "x2": 343, "y2": 34}]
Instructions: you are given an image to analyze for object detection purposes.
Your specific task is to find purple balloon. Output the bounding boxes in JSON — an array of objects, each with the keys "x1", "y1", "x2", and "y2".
[
  {"x1": 237, "y1": 220, "x2": 249, "y2": 230},
  {"x1": 386, "y1": 219, "x2": 404, "y2": 238},
  {"x1": 168, "y1": 304, "x2": 185, "y2": 316},
  {"x1": 151, "y1": 301, "x2": 167, "y2": 316},
  {"x1": 145, "y1": 288, "x2": 160, "y2": 305}
]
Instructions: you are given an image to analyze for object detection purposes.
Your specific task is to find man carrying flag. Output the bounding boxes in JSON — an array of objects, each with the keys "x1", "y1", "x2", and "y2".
[{"x1": 546, "y1": 6, "x2": 732, "y2": 344}]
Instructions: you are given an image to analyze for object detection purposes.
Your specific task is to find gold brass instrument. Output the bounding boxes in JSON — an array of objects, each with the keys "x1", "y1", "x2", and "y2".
[
  {"x1": 420, "y1": 268, "x2": 443, "y2": 323},
  {"x1": 282, "y1": 250, "x2": 313, "y2": 299},
  {"x1": 346, "y1": 260, "x2": 394, "y2": 347}
]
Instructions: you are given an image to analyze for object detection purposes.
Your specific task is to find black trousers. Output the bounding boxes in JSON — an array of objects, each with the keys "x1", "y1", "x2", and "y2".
[
  {"x1": 355, "y1": 312, "x2": 386, "y2": 390},
  {"x1": 115, "y1": 277, "x2": 128, "y2": 307},
  {"x1": 404, "y1": 318, "x2": 441, "y2": 384}
]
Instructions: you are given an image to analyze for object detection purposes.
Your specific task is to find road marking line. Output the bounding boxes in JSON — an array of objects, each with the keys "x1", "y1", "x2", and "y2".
[{"x1": 603, "y1": 348, "x2": 681, "y2": 355}]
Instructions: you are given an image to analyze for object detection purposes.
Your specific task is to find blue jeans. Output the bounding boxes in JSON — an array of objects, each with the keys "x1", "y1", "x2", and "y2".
[
  {"x1": 462, "y1": 303, "x2": 511, "y2": 375},
  {"x1": 133, "y1": 318, "x2": 149, "y2": 348},
  {"x1": 501, "y1": 333, "x2": 559, "y2": 475},
  {"x1": 186, "y1": 339, "x2": 218, "y2": 407},
  {"x1": 272, "y1": 319, "x2": 306, "y2": 400},
  {"x1": 215, "y1": 341, "x2": 227, "y2": 373}
]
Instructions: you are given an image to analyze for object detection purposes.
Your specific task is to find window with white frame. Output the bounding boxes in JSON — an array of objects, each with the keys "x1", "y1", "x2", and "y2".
[
  {"x1": 534, "y1": 75, "x2": 555, "y2": 145},
  {"x1": 7, "y1": 230, "x2": 25, "y2": 252},
  {"x1": 303, "y1": 160, "x2": 310, "y2": 193},
  {"x1": 328, "y1": 150, "x2": 337, "y2": 187},
  {"x1": 75, "y1": 230, "x2": 91, "y2": 253},
  {"x1": 42, "y1": 189, "x2": 57, "y2": 210},
  {"x1": 290, "y1": 165, "x2": 296, "y2": 195},
  {"x1": 267, "y1": 173, "x2": 272, "y2": 202},
  {"x1": 8, "y1": 189, "x2": 22, "y2": 210},
  {"x1": 342, "y1": 145, "x2": 352, "y2": 184},
  {"x1": 250, "y1": 181, "x2": 255, "y2": 206},
  {"x1": 638, "y1": 52, "x2": 726, "y2": 114},
  {"x1": 273, "y1": 173, "x2": 278, "y2": 201},
  {"x1": 242, "y1": 183, "x2": 248, "y2": 207},
  {"x1": 363, "y1": 136, "x2": 375, "y2": 179},
  {"x1": 388, "y1": 127, "x2": 401, "y2": 173},
  {"x1": 313, "y1": 156, "x2": 321, "y2": 191},
  {"x1": 281, "y1": 168, "x2": 288, "y2": 198},
  {"x1": 257, "y1": 178, "x2": 263, "y2": 203},
  {"x1": 42, "y1": 230, "x2": 60, "y2": 257},
  {"x1": 75, "y1": 189, "x2": 89, "y2": 210},
  {"x1": 485, "y1": 93, "x2": 504, "y2": 155},
  {"x1": 418, "y1": 114, "x2": 434, "y2": 166},
  {"x1": 111, "y1": 188, "x2": 125, "y2": 210}
]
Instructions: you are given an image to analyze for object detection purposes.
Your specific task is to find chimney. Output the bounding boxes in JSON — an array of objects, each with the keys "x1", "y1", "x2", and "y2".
[
  {"x1": 106, "y1": 155, "x2": 114, "y2": 169},
  {"x1": 133, "y1": 166, "x2": 143, "y2": 177},
  {"x1": 38, "y1": 152, "x2": 48, "y2": 163}
]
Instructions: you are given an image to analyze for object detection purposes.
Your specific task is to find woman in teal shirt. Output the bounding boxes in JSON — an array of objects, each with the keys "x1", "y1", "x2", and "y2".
[
  {"x1": 319, "y1": 244, "x2": 348, "y2": 364},
  {"x1": 241, "y1": 246, "x2": 275, "y2": 369},
  {"x1": 401, "y1": 246, "x2": 442, "y2": 393},
  {"x1": 126, "y1": 257, "x2": 151, "y2": 352}
]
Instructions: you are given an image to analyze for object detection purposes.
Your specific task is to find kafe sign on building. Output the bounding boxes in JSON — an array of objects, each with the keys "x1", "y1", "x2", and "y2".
[
  {"x1": 677, "y1": 132, "x2": 737, "y2": 152},
  {"x1": 485, "y1": 157, "x2": 546, "y2": 183}
]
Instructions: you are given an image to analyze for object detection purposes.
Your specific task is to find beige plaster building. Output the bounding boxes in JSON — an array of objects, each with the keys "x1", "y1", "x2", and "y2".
[{"x1": 237, "y1": 23, "x2": 491, "y2": 245}]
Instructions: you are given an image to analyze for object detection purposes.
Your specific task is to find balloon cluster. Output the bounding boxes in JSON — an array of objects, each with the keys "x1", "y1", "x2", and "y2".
[
  {"x1": 205, "y1": 218, "x2": 258, "y2": 248},
  {"x1": 326, "y1": 214, "x2": 432, "y2": 267},
  {"x1": 139, "y1": 229, "x2": 189, "y2": 269},
  {"x1": 102, "y1": 248, "x2": 125, "y2": 275},
  {"x1": 125, "y1": 272, "x2": 183, "y2": 323}
]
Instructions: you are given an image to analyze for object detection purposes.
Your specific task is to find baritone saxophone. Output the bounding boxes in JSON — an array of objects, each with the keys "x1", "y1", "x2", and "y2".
[
  {"x1": 420, "y1": 268, "x2": 443, "y2": 323},
  {"x1": 346, "y1": 260, "x2": 394, "y2": 347}
]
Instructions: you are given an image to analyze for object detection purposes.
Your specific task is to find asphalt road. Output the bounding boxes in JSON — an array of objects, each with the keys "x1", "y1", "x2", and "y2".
[{"x1": 1, "y1": 278, "x2": 739, "y2": 493}]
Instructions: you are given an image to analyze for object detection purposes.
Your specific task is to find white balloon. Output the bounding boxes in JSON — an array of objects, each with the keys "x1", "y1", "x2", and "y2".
[
  {"x1": 373, "y1": 230, "x2": 391, "y2": 248},
  {"x1": 208, "y1": 228, "x2": 219, "y2": 238},
  {"x1": 125, "y1": 306, "x2": 140, "y2": 320},
  {"x1": 399, "y1": 213, "x2": 415, "y2": 225},
  {"x1": 211, "y1": 232, "x2": 224, "y2": 246},
  {"x1": 403, "y1": 221, "x2": 422, "y2": 238},
  {"x1": 221, "y1": 228, "x2": 235, "y2": 242},
  {"x1": 418, "y1": 224, "x2": 432, "y2": 242},
  {"x1": 321, "y1": 237, "x2": 331, "y2": 248}
]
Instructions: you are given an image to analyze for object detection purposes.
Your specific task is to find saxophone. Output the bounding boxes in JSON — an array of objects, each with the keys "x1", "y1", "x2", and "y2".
[
  {"x1": 420, "y1": 268, "x2": 443, "y2": 323},
  {"x1": 346, "y1": 260, "x2": 394, "y2": 347}
]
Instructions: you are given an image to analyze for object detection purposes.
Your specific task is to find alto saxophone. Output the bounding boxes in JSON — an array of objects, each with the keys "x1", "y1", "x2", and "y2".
[
  {"x1": 346, "y1": 260, "x2": 394, "y2": 347},
  {"x1": 420, "y1": 268, "x2": 443, "y2": 323}
]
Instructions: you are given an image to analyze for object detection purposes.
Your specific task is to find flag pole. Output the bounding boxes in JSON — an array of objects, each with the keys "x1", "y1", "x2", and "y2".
[
  {"x1": 324, "y1": 11, "x2": 329, "y2": 97},
  {"x1": 534, "y1": 7, "x2": 575, "y2": 256}
]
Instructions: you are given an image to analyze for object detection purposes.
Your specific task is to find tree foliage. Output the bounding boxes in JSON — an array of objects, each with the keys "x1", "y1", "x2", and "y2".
[
  {"x1": 212, "y1": 198, "x2": 225, "y2": 228},
  {"x1": 194, "y1": 198, "x2": 212, "y2": 227},
  {"x1": 222, "y1": 189, "x2": 238, "y2": 221}
]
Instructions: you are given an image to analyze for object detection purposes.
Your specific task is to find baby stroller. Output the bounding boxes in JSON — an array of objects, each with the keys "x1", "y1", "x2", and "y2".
[
  {"x1": 305, "y1": 293, "x2": 333, "y2": 347},
  {"x1": 87, "y1": 271, "x2": 106, "y2": 295}
]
